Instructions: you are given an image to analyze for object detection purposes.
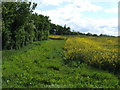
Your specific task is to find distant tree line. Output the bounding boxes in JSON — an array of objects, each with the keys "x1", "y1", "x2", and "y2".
[
  {"x1": 50, "y1": 24, "x2": 71, "y2": 35},
  {"x1": 2, "y1": 1, "x2": 114, "y2": 50},
  {"x1": 86, "y1": 33, "x2": 113, "y2": 37},
  {"x1": 50, "y1": 24, "x2": 113, "y2": 37}
]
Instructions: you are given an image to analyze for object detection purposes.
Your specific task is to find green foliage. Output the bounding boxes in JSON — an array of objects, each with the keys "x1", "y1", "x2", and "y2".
[
  {"x1": 2, "y1": 1, "x2": 51, "y2": 50},
  {"x1": 2, "y1": 21, "x2": 12, "y2": 49},
  {"x1": 50, "y1": 24, "x2": 71, "y2": 35}
]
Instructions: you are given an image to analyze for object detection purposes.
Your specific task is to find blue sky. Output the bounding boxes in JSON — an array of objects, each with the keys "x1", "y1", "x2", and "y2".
[{"x1": 30, "y1": 0, "x2": 118, "y2": 36}]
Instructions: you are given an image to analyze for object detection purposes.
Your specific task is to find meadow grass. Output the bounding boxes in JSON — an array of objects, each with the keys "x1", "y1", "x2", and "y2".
[{"x1": 2, "y1": 36, "x2": 120, "y2": 88}]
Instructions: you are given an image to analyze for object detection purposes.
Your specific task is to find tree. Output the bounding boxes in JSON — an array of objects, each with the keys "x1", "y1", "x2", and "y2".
[
  {"x1": 2, "y1": 21, "x2": 12, "y2": 49},
  {"x1": 2, "y1": 1, "x2": 37, "y2": 49}
]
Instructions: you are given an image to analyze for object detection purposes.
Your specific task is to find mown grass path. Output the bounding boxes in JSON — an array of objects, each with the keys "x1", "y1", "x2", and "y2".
[{"x1": 2, "y1": 39, "x2": 120, "y2": 88}]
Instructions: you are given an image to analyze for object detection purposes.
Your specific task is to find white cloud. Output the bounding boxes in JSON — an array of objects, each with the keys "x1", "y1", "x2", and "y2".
[
  {"x1": 31, "y1": 0, "x2": 119, "y2": 6},
  {"x1": 90, "y1": 0, "x2": 119, "y2": 2},
  {"x1": 34, "y1": 0, "x2": 103, "y2": 22},
  {"x1": 62, "y1": 17, "x2": 118, "y2": 36},
  {"x1": 93, "y1": 18, "x2": 118, "y2": 36},
  {"x1": 39, "y1": 0, "x2": 64, "y2": 6},
  {"x1": 31, "y1": 0, "x2": 103, "y2": 9},
  {"x1": 30, "y1": 0, "x2": 65, "y2": 6},
  {"x1": 105, "y1": 8, "x2": 118, "y2": 13},
  {"x1": 33, "y1": 0, "x2": 118, "y2": 36},
  {"x1": 72, "y1": 0, "x2": 103, "y2": 12}
]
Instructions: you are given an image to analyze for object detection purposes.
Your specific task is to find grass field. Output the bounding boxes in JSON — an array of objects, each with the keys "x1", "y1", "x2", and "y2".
[{"x1": 2, "y1": 35, "x2": 120, "y2": 88}]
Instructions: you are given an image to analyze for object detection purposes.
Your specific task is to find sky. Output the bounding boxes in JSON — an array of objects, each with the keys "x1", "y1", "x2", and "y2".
[{"x1": 30, "y1": 0, "x2": 118, "y2": 36}]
